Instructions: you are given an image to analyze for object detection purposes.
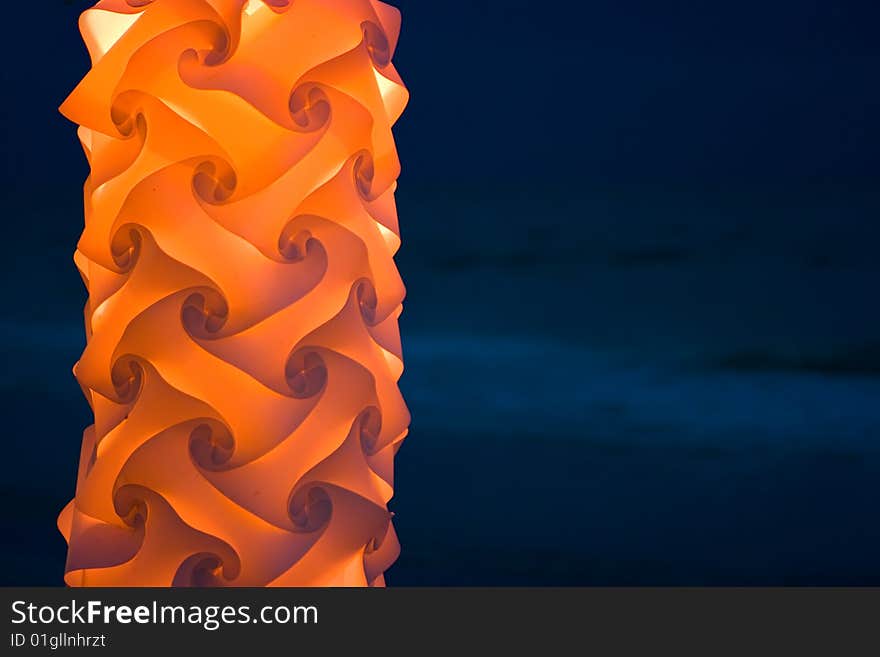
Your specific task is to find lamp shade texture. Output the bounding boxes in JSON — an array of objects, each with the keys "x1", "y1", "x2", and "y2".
[{"x1": 57, "y1": 0, "x2": 410, "y2": 587}]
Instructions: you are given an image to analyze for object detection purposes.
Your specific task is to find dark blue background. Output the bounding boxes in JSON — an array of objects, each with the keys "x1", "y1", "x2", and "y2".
[{"x1": 1, "y1": 1, "x2": 878, "y2": 585}]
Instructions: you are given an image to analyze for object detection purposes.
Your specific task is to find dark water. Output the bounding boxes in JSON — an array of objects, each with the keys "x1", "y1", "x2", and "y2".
[{"x1": 387, "y1": 182, "x2": 880, "y2": 585}]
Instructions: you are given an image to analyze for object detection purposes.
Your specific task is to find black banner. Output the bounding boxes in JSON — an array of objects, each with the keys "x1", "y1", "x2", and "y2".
[{"x1": 1, "y1": 588, "x2": 878, "y2": 653}]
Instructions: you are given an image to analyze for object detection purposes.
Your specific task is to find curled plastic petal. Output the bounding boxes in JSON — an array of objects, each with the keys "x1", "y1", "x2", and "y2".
[{"x1": 59, "y1": 0, "x2": 409, "y2": 587}]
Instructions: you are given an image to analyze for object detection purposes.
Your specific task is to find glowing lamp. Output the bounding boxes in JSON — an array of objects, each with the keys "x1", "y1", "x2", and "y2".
[{"x1": 58, "y1": 0, "x2": 409, "y2": 587}]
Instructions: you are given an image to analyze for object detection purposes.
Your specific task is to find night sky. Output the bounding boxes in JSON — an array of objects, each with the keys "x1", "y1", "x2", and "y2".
[{"x1": 1, "y1": 1, "x2": 878, "y2": 585}]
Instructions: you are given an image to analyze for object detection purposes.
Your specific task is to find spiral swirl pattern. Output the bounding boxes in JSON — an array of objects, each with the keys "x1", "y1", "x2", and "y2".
[{"x1": 58, "y1": 0, "x2": 410, "y2": 587}]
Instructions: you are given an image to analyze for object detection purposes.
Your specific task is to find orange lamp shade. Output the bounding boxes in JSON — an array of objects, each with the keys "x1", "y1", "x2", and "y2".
[{"x1": 57, "y1": 0, "x2": 410, "y2": 587}]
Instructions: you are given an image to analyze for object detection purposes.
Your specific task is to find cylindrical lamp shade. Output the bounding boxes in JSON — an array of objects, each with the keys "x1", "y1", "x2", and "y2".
[{"x1": 58, "y1": 0, "x2": 410, "y2": 587}]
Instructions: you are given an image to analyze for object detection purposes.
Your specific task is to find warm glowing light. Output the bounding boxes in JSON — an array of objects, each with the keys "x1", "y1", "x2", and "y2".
[{"x1": 58, "y1": 0, "x2": 409, "y2": 587}]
